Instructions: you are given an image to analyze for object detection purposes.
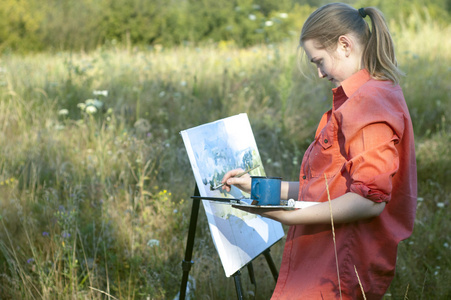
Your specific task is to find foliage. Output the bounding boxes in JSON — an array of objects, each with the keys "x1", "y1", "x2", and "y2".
[
  {"x1": 0, "y1": 2, "x2": 450, "y2": 299},
  {"x1": 1, "y1": 0, "x2": 449, "y2": 53}
]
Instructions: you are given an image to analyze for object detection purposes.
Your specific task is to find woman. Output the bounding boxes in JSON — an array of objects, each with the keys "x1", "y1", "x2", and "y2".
[{"x1": 222, "y1": 3, "x2": 417, "y2": 299}]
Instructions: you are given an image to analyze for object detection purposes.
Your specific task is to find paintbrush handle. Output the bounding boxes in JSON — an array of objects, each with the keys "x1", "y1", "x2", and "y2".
[
  {"x1": 211, "y1": 164, "x2": 260, "y2": 190},
  {"x1": 234, "y1": 165, "x2": 259, "y2": 177}
]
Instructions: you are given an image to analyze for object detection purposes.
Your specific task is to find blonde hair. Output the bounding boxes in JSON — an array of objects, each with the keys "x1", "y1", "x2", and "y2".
[{"x1": 300, "y1": 3, "x2": 404, "y2": 84}]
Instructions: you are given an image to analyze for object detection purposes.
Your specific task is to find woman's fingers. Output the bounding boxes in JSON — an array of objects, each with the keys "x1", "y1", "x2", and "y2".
[
  {"x1": 221, "y1": 168, "x2": 252, "y2": 193},
  {"x1": 222, "y1": 169, "x2": 244, "y2": 183}
]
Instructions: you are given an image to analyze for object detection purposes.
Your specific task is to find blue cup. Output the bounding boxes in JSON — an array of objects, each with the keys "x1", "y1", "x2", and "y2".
[{"x1": 251, "y1": 176, "x2": 282, "y2": 206}]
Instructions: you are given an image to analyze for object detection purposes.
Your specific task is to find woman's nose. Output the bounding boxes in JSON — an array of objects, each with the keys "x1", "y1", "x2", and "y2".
[{"x1": 317, "y1": 68, "x2": 326, "y2": 79}]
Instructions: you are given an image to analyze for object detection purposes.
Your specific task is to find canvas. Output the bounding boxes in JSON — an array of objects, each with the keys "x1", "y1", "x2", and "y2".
[{"x1": 181, "y1": 113, "x2": 284, "y2": 277}]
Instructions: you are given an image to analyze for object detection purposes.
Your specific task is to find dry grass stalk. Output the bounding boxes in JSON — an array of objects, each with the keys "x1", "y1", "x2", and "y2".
[
  {"x1": 89, "y1": 286, "x2": 119, "y2": 300},
  {"x1": 325, "y1": 174, "x2": 342, "y2": 300},
  {"x1": 354, "y1": 265, "x2": 366, "y2": 300}
]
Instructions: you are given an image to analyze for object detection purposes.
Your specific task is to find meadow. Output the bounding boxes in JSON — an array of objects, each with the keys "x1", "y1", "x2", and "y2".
[{"x1": 0, "y1": 11, "x2": 450, "y2": 300}]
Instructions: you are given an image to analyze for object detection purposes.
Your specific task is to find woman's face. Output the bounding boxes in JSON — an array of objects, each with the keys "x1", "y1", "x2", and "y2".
[{"x1": 303, "y1": 38, "x2": 361, "y2": 87}]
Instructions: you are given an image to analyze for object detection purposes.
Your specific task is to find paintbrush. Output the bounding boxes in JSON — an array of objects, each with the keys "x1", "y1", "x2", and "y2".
[{"x1": 210, "y1": 164, "x2": 260, "y2": 191}]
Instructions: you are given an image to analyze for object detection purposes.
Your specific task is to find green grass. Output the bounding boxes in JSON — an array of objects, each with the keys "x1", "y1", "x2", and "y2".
[{"x1": 0, "y1": 15, "x2": 450, "y2": 300}]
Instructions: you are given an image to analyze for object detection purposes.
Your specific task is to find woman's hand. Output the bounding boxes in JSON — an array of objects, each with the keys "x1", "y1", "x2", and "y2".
[{"x1": 221, "y1": 168, "x2": 252, "y2": 193}]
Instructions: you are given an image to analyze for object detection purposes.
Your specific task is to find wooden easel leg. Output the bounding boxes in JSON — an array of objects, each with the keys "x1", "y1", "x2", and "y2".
[
  {"x1": 179, "y1": 185, "x2": 201, "y2": 300},
  {"x1": 263, "y1": 249, "x2": 279, "y2": 282}
]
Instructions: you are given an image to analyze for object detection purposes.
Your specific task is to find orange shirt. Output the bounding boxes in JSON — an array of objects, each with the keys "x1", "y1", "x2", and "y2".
[{"x1": 272, "y1": 70, "x2": 417, "y2": 299}]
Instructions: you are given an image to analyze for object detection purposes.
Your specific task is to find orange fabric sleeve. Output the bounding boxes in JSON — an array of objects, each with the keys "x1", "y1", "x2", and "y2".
[{"x1": 345, "y1": 122, "x2": 400, "y2": 202}]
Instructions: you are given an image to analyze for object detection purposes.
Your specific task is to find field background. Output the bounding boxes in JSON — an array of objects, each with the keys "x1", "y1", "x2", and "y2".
[{"x1": 0, "y1": 0, "x2": 450, "y2": 299}]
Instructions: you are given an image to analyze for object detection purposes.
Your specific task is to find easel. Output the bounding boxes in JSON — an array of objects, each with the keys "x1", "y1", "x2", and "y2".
[{"x1": 179, "y1": 185, "x2": 280, "y2": 300}]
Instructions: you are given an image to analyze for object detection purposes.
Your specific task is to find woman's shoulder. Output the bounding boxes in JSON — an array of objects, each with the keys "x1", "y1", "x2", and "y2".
[
  {"x1": 365, "y1": 78, "x2": 404, "y2": 97},
  {"x1": 336, "y1": 79, "x2": 409, "y2": 133},
  {"x1": 352, "y1": 78, "x2": 406, "y2": 109}
]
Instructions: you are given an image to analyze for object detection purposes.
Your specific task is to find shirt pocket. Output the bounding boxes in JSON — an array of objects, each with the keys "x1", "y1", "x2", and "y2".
[{"x1": 307, "y1": 124, "x2": 344, "y2": 178}]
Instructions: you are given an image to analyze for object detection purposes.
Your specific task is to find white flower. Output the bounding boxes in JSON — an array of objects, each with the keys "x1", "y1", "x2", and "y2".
[
  {"x1": 265, "y1": 20, "x2": 274, "y2": 27},
  {"x1": 147, "y1": 239, "x2": 160, "y2": 247},
  {"x1": 94, "y1": 99, "x2": 103, "y2": 108},
  {"x1": 444, "y1": 242, "x2": 449, "y2": 248},
  {"x1": 93, "y1": 90, "x2": 108, "y2": 97},
  {"x1": 77, "y1": 103, "x2": 86, "y2": 110},
  {"x1": 180, "y1": 81, "x2": 187, "y2": 87},
  {"x1": 248, "y1": 14, "x2": 257, "y2": 21},
  {"x1": 85, "y1": 99, "x2": 103, "y2": 108},
  {"x1": 85, "y1": 106, "x2": 98, "y2": 114},
  {"x1": 279, "y1": 13, "x2": 288, "y2": 19},
  {"x1": 437, "y1": 202, "x2": 445, "y2": 208},
  {"x1": 58, "y1": 109, "x2": 69, "y2": 116}
]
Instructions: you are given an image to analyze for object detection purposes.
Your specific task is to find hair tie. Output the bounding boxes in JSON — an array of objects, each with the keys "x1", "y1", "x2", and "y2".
[{"x1": 358, "y1": 8, "x2": 367, "y2": 18}]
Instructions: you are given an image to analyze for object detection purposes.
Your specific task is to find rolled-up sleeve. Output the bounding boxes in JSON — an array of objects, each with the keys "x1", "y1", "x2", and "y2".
[{"x1": 344, "y1": 122, "x2": 400, "y2": 202}]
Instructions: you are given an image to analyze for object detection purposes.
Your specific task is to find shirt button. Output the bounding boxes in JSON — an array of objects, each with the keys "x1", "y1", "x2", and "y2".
[
  {"x1": 324, "y1": 139, "x2": 329, "y2": 144},
  {"x1": 302, "y1": 175, "x2": 306, "y2": 180}
]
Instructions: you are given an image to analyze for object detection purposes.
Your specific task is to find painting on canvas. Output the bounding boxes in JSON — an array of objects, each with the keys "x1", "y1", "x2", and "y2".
[{"x1": 181, "y1": 113, "x2": 284, "y2": 277}]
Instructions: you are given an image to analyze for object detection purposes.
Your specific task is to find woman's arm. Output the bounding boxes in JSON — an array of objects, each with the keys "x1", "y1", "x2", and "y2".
[
  {"x1": 281, "y1": 181, "x2": 300, "y2": 200},
  {"x1": 236, "y1": 192, "x2": 386, "y2": 226}
]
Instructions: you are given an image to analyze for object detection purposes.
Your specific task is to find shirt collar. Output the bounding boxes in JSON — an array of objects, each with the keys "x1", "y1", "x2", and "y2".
[
  {"x1": 340, "y1": 69, "x2": 371, "y2": 98},
  {"x1": 331, "y1": 69, "x2": 371, "y2": 111}
]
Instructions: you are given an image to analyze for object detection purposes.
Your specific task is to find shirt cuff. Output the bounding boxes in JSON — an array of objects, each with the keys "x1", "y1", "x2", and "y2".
[{"x1": 350, "y1": 183, "x2": 391, "y2": 203}]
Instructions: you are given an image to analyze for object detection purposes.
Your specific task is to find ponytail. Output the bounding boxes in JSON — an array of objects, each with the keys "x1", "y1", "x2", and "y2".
[
  {"x1": 300, "y1": 3, "x2": 404, "y2": 85},
  {"x1": 360, "y1": 7, "x2": 404, "y2": 84}
]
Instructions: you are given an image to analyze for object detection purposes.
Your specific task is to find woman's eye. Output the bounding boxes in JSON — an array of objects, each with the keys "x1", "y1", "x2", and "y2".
[{"x1": 312, "y1": 60, "x2": 322, "y2": 67}]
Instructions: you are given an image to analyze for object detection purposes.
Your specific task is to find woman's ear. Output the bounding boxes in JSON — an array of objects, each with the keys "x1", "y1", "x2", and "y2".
[{"x1": 337, "y1": 35, "x2": 353, "y2": 57}]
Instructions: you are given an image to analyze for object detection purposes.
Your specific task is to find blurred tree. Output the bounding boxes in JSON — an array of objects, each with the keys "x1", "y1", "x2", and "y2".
[
  {"x1": 0, "y1": 0, "x2": 44, "y2": 52},
  {"x1": 354, "y1": 0, "x2": 451, "y2": 22},
  {"x1": 39, "y1": 0, "x2": 103, "y2": 51},
  {"x1": 98, "y1": 0, "x2": 165, "y2": 46},
  {"x1": 186, "y1": 0, "x2": 236, "y2": 44},
  {"x1": 0, "y1": 0, "x2": 449, "y2": 53},
  {"x1": 257, "y1": 0, "x2": 293, "y2": 15}
]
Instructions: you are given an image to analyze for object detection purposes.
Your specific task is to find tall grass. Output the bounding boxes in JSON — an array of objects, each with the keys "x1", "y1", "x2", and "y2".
[{"x1": 0, "y1": 12, "x2": 450, "y2": 299}]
